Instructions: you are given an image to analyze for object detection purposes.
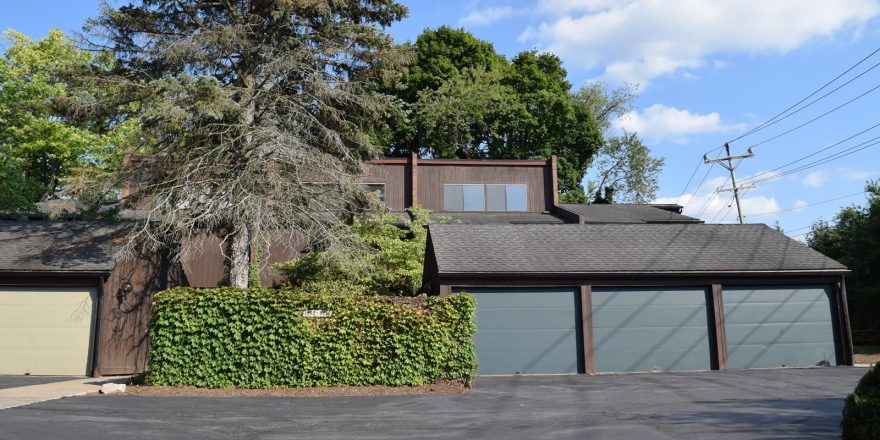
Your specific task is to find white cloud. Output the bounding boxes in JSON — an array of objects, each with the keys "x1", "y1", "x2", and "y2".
[
  {"x1": 519, "y1": 0, "x2": 880, "y2": 84},
  {"x1": 802, "y1": 171, "x2": 828, "y2": 187},
  {"x1": 460, "y1": 6, "x2": 516, "y2": 26},
  {"x1": 836, "y1": 166, "x2": 874, "y2": 180},
  {"x1": 655, "y1": 175, "x2": 779, "y2": 223},
  {"x1": 614, "y1": 104, "x2": 746, "y2": 143},
  {"x1": 793, "y1": 199, "x2": 810, "y2": 212}
]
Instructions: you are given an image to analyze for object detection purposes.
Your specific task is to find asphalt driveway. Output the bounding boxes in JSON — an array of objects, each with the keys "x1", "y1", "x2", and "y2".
[{"x1": 0, "y1": 367, "x2": 866, "y2": 440}]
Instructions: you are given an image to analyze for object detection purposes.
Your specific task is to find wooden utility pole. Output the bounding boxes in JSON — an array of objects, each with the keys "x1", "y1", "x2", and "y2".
[{"x1": 704, "y1": 143, "x2": 756, "y2": 224}]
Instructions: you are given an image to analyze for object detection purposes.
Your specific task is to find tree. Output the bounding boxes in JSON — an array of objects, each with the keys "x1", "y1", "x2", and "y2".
[
  {"x1": 275, "y1": 206, "x2": 445, "y2": 296},
  {"x1": 385, "y1": 28, "x2": 604, "y2": 202},
  {"x1": 0, "y1": 29, "x2": 129, "y2": 212},
  {"x1": 807, "y1": 182, "x2": 880, "y2": 344},
  {"x1": 80, "y1": 0, "x2": 409, "y2": 288},
  {"x1": 575, "y1": 82, "x2": 664, "y2": 204}
]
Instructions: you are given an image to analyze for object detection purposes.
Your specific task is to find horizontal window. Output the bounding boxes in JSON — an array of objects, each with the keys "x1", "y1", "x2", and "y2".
[
  {"x1": 363, "y1": 183, "x2": 385, "y2": 202},
  {"x1": 443, "y1": 184, "x2": 527, "y2": 212}
]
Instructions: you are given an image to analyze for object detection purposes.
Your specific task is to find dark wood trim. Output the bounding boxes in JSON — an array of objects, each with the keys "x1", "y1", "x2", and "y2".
[
  {"x1": 710, "y1": 284, "x2": 728, "y2": 371},
  {"x1": 438, "y1": 274, "x2": 845, "y2": 289},
  {"x1": 90, "y1": 275, "x2": 106, "y2": 377},
  {"x1": 581, "y1": 285, "x2": 595, "y2": 375},
  {"x1": 410, "y1": 153, "x2": 418, "y2": 206},
  {"x1": 366, "y1": 158, "x2": 547, "y2": 166},
  {"x1": 0, "y1": 272, "x2": 109, "y2": 286},
  {"x1": 550, "y1": 155, "x2": 559, "y2": 206},
  {"x1": 834, "y1": 277, "x2": 854, "y2": 366}
]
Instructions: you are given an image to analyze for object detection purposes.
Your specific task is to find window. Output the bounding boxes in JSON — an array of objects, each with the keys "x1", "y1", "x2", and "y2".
[
  {"x1": 364, "y1": 183, "x2": 385, "y2": 202},
  {"x1": 443, "y1": 184, "x2": 527, "y2": 212}
]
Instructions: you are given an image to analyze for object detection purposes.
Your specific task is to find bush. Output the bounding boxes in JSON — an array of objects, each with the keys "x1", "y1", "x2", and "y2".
[
  {"x1": 842, "y1": 363, "x2": 880, "y2": 439},
  {"x1": 147, "y1": 286, "x2": 477, "y2": 388}
]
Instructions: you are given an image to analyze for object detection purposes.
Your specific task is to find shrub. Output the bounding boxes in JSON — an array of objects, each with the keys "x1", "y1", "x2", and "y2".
[
  {"x1": 274, "y1": 206, "x2": 453, "y2": 296},
  {"x1": 147, "y1": 286, "x2": 476, "y2": 388},
  {"x1": 842, "y1": 363, "x2": 880, "y2": 439}
]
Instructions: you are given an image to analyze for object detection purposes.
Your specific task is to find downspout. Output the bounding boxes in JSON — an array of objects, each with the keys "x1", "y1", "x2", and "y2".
[{"x1": 90, "y1": 274, "x2": 107, "y2": 377}]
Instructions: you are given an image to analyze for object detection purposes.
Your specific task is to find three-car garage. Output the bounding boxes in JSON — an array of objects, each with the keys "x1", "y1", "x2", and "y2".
[{"x1": 427, "y1": 223, "x2": 852, "y2": 376}]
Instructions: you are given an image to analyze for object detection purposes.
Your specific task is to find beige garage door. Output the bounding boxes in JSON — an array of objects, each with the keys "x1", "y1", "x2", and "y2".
[{"x1": 0, "y1": 287, "x2": 97, "y2": 376}]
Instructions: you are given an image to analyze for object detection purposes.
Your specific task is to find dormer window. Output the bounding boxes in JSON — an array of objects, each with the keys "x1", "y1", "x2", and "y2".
[{"x1": 443, "y1": 184, "x2": 527, "y2": 212}]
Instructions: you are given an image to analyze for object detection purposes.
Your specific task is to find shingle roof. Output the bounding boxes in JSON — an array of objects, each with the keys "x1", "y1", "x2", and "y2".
[
  {"x1": 0, "y1": 221, "x2": 130, "y2": 273},
  {"x1": 428, "y1": 223, "x2": 846, "y2": 274},
  {"x1": 559, "y1": 204, "x2": 702, "y2": 223}
]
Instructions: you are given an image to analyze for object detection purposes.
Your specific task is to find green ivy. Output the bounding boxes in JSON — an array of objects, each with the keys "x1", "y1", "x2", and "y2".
[{"x1": 147, "y1": 286, "x2": 476, "y2": 388}]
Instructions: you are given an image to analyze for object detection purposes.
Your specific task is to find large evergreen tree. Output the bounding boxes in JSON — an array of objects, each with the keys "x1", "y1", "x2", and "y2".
[{"x1": 79, "y1": 0, "x2": 409, "y2": 287}]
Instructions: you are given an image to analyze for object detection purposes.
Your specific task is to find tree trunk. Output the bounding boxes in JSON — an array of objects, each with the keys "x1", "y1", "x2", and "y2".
[{"x1": 229, "y1": 225, "x2": 250, "y2": 288}]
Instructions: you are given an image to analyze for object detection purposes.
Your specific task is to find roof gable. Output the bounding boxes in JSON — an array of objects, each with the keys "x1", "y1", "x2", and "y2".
[{"x1": 0, "y1": 221, "x2": 130, "y2": 273}]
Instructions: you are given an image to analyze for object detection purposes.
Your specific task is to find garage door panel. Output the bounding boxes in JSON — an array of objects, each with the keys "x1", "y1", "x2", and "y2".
[
  {"x1": 463, "y1": 288, "x2": 581, "y2": 375},
  {"x1": 593, "y1": 287, "x2": 711, "y2": 373},
  {"x1": 0, "y1": 287, "x2": 97, "y2": 376},
  {"x1": 723, "y1": 285, "x2": 836, "y2": 369}
]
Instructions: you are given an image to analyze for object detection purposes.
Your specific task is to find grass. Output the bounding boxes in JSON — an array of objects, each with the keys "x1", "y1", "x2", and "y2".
[{"x1": 854, "y1": 345, "x2": 880, "y2": 355}]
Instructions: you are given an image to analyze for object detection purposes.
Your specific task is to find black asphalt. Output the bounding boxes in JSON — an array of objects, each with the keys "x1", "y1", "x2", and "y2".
[
  {"x1": 0, "y1": 375, "x2": 79, "y2": 390},
  {"x1": 0, "y1": 367, "x2": 866, "y2": 440}
]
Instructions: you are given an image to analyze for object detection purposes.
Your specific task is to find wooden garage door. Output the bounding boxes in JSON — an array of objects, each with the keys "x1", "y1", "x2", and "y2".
[
  {"x1": 592, "y1": 286, "x2": 712, "y2": 373},
  {"x1": 723, "y1": 285, "x2": 837, "y2": 369},
  {"x1": 460, "y1": 288, "x2": 582, "y2": 375},
  {"x1": 0, "y1": 287, "x2": 97, "y2": 376}
]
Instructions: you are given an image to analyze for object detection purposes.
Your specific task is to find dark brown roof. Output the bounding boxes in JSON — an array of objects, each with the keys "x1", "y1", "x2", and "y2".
[
  {"x1": 428, "y1": 223, "x2": 846, "y2": 275},
  {"x1": 559, "y1": 204, "x2": 702, "y2": 223},
  {"x1": 0, "y1": 221, "x2": 130, "y2": 273}
]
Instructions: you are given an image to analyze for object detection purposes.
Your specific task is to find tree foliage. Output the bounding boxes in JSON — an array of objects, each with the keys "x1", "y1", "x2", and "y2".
[
  {"x1": 385, "y1": 28, "x2": 603, "y2": 201},
  {"x1": 0, "y1": 29, "x2": 130, "y2": 214},
  {"x1": 576, "y1": 82, "x2": 664, "y2": 204},
  {"x1": 276, "y1": 206, "x2": 446, "y2": 296},
  {"x1": 77, "y1": 1, "x2": 410, "y2": 287},
  {"x1": 808, "y1": 182, "x2": 880, "y2": 344}
]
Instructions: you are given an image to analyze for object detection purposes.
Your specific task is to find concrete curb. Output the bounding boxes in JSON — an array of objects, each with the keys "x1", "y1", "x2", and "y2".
[{"x1": 0, "y1": 376, "x2": 131, "y2": 410}]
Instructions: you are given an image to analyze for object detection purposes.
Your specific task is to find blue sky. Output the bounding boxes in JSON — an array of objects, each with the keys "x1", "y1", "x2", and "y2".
[{"x1": 3, "y1": 1, "x2": 880, "y2": 237}]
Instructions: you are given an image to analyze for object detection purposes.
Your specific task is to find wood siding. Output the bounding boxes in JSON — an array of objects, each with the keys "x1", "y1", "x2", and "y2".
[
  {"x1": 182, "y1": 234, "x2": 306, "y2": 288},
  {"x1": 362, "y1": 162, "x2": 410, "y2": 212},
  {"x1": 417, "y1": 164, "x2": 551, "y2": 212}
]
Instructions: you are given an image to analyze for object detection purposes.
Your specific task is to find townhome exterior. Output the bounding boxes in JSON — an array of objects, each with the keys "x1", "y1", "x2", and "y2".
[{"x1": 0, "y1": 155, "x2": 851, "y2": 378}]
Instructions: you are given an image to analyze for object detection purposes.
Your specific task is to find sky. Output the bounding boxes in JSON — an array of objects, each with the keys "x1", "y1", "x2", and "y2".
[{"x1": 3, "y1": 0, "x2": 880, "y2": 239}]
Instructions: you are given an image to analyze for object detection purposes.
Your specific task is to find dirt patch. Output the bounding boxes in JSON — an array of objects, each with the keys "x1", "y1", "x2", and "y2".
[
  {"x1": 100, "y1": 381, "x2": 469, "y2": 398},
  {"x1": 854, "y1": 354, "x2": 880, "y2": 365}
]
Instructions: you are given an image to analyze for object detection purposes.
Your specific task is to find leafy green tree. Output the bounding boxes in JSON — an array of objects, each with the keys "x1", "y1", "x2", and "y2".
[
  {"x1": 576, "y1": 82, "x2": 664, "y2": 204},
  {"x1": 386, "y1": 28, "x2": 604, "y2": 202},
  {"x1": 808, "y1": 182, "x2": 880, "y2": 344},
  {"x1": 0, "y1": 29, "x2": 130, "y2": 211},
  {"x1": 78, "y1": 1, "x2": 409, "y2": 288},
  {"x1": 276, "y1": 206, "x2": 446, "y2": 296}
]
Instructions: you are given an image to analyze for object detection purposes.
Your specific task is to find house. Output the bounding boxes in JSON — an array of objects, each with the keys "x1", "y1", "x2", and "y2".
[
  {"x1": 423, "y1": 223, "x2": 852, "y2": 375},
  {"x1": 0, "y1": 221, "x2": 178, "y2": 376},
  {"x1": 0, "y1": 155, "x2": 851, "y2": 377}
]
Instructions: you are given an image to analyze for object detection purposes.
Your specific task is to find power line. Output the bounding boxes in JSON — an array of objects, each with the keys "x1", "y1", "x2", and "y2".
[
  {"x1": 676, "y1": 159, "x2": 705, "y2": 205},
  {"x1": 709, "y1": 193, "x2": 738, "y2": 223},
  {"x1": 744, "y1": 136, "x2": 880, "y2": 185},
  {"x1": 732, "y1": 58, "x2": 880, "y2": 142},
  {"x1": 727, "y1": 45, "x2": 880, "y2": 144},
  {"x1": 703, "y1": 144, "x2": 756, "y2": 223},
  {"x1": 750, "y1": 83, "x2": 880, "y2": 148},
  {"x1": 682, "y1": 163, "x2": 716, "y2": 210},
  {"x1": 694, "y1": 175, "x2": 731, "y2": 218},
  {"x1": 744, "y1": 191, "x2": 868, "y2": 218},
  {"x1": 738, "y1": 121, "x2": 880, "y2": 184}
]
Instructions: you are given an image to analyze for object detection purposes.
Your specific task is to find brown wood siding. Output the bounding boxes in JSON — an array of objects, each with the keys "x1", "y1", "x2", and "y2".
[
  {"x1": 182, "y1": 235, "x2": 305, "y2": 288},
  {"x1": 417, "y1": 165, "x2": 550, "y2": 212},
  {"x1": 362, "y1": 163, "x2": 409, "y2": 212},
  {"x1": 97, "y1": 250, "x2": 181, "y2": 376},
  {"x1": 580, "y1": 285, "x2": 595, "y2": 374},
  {"x1": 710, "y1": 284, "x2": 728, "y2": 370}
]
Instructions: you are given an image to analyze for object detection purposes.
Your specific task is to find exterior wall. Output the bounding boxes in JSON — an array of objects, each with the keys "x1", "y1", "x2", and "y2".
[
  {"x1": 365, "y1": 157, "x2": 556, "y2": 213},
  {"x1": 430, "y1": 273, "x2": 853, "y2": 372},
  {"x1": 362, "y1": 162, "x2": 410, "y2": 212},
  {"x1": 182, "y1": 234, "x2": 306, "y2": 288},
  {"x1": 416, "y1": 164, "x2": 551, "y2": 213}
]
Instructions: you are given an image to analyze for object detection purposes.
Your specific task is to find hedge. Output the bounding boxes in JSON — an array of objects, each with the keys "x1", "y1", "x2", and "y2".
[
  {"x1": 147, "y1": 286, "x2": 477, "y2": 388},
  {"x1": 842, "y1": 363, "x2": 880, "y2": 439}
]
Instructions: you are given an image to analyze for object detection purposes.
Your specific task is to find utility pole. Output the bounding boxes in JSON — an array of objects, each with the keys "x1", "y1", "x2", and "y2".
[{"x1": 704, "y1": 143, "x2": 756, "y2": 224}]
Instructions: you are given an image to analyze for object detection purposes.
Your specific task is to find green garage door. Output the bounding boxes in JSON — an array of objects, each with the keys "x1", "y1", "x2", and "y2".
[
  {"x1": 592, "y1": 287, "x2": 712, "y2": 373},
  {"x1": 0, "y1": 287, "x2": 97, "y2": 375},
  {"x1": 461, "y1": 288, "x2": 581, "y2": 375},
  {"x1": 723, "y1": 285, "x2": 836, "y2": 369}
]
